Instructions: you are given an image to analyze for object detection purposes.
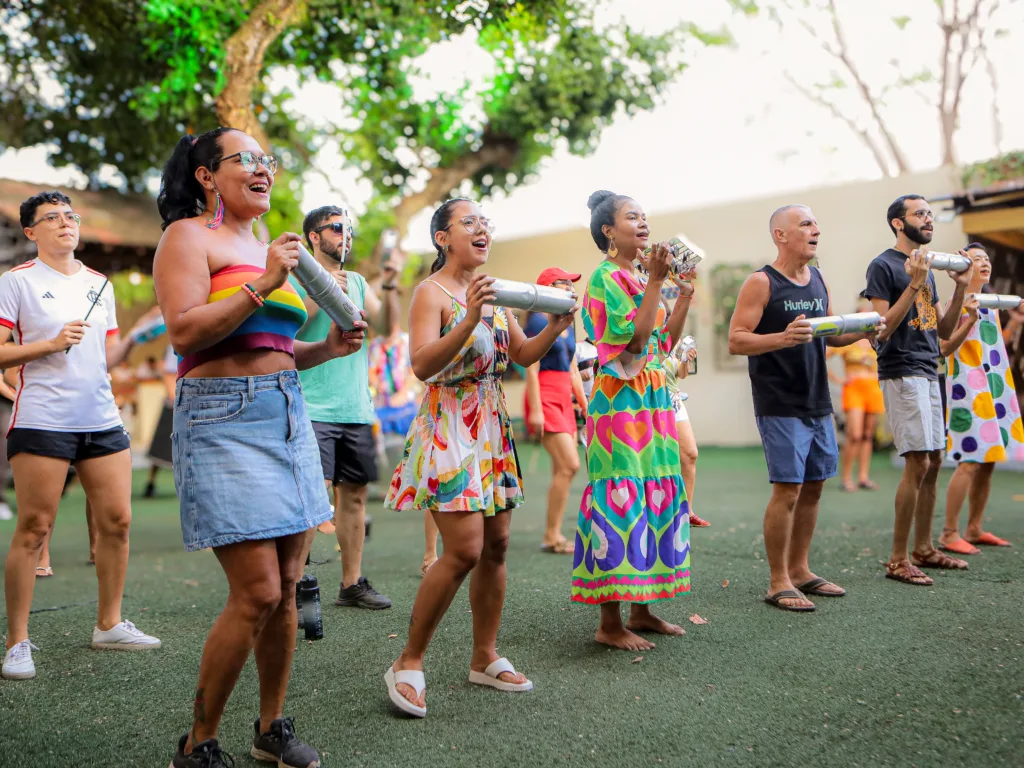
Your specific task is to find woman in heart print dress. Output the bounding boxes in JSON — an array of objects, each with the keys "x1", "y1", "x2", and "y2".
[{"x1": 572, "y1": 190, "x2": 694, "y2": 652}]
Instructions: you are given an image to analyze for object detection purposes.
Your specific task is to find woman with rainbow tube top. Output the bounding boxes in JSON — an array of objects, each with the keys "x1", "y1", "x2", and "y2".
[{"x1": 154, "y1": 127, "x2": 366, "y2": 768}]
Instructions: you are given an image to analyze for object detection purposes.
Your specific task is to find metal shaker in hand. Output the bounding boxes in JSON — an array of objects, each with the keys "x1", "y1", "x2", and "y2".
[
  {"x1": 643, "y1": 234, "x2": 704, "y2": 277},
  {"x1": 486, "y1": 278, "x2": 577, "y2": 315},
  {"x1": 927, "y1": 252, "x2": 972, "y2": 272},
  {"x1": 805, "y1": 312, "x2": 883, "y2": 338},
  {"x1": 971, "y1": 293, "x2": 1022, "y2": 310},
  {"x1": 292, "y1": 244, "x2": 362, "y2": 330}
]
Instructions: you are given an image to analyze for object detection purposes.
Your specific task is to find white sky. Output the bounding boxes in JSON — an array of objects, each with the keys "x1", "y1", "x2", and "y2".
[{"x1": 2, "y1": 0, "x2": 1022, "y2": 250}]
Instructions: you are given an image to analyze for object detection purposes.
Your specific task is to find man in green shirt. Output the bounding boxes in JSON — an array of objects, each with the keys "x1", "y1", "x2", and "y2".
[{"x1": 297, "y1": 206, "x2": 401, "y2": 609}]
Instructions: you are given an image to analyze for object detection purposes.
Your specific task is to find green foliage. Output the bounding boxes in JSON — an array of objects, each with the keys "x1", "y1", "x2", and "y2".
[
  {"x1": 338, "y1": 3, "x2": 695, "y2": 205},
  {"x1": 710, "y1": 262, "x2": 752, "y2": 370},
  {"x1": 1, "y1": 1, "x2": 726, "y2": 266},
  {"x1": 960, "y1": 151, "x2": 1024, "y2": 189},
  {"x1": 109, "y1": 270, "x2": 155, "y2": 308}
]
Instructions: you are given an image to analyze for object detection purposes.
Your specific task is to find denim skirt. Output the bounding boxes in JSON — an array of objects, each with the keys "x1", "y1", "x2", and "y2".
[{"x1": 172, "y1": 370, "x2": 332, "y2": 552}]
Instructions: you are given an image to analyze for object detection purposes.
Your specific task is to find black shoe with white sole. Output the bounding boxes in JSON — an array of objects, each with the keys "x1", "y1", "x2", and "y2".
[
  {"x1": 251, "y1": 717, "x2": 320, "y2": 768},
  {"x1": 169, "y1": 733, "x2": 235, "y2": 768}
]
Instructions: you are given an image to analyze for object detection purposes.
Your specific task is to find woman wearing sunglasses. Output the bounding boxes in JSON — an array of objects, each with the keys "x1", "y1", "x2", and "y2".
[
  {"x1": 154, "y1": 128, "x2": 366, "y2": 768},
  {"x1": 383, "y1": 198, "x2": 575, "y2": 718},
  {"x1": 0, "y1": 191, "x2": 161, "y2": 682}
]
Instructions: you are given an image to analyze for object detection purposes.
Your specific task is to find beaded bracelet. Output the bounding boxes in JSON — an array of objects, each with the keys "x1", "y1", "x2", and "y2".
[{"x1": 242, "y1": 283, "x2": 265, "y2": 307}]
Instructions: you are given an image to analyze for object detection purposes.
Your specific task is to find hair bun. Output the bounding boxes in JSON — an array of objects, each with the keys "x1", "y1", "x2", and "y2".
[{"x1": 587, "y1": 190, "x2": 616, "y2": 212}]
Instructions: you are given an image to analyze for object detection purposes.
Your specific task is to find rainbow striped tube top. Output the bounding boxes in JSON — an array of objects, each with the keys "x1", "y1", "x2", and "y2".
[{"x1": 177, "y1": 264, "x2": 308, "y2": 377}]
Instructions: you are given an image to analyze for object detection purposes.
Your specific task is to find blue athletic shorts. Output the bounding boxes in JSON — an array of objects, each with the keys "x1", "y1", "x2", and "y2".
[{"x1": 755, "y1": 415, "x2": 839, "y2": 485}]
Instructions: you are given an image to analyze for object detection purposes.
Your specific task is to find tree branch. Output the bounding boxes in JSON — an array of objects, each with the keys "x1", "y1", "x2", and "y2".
[
  {"x1": 292, "y1": 138, "x2": 352, "y2": 205},
  {"x1": 783, "y1": 71, "x2": 893, "y2": 177},
  {"x1": 826, "y1": 0, "x2": 909, "y2": 173},
  {"x1": 392, "y1": 136, "x2": 520, "y2": 236},
  {"x1": 981, "y1": 46, "x2": 1004, "y2": 153},
  {"x1": 940, "y1": 0, "x2": 986, "y2": 165},
  {"x1": 215, "y1": 0, "x2": 304, "y2": 150}
]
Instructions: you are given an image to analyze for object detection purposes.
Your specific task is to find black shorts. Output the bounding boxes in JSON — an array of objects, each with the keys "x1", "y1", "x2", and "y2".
[
  {"x1": 312, "y1": 422, "x2": 378, "y2": 486},
  {"x1": 7, "y1": 426, "x2": 131, "y2": 462}
]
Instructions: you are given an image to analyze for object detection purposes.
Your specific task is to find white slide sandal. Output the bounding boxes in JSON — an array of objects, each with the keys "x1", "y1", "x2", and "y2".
[
  {"x1": 468, "y1": 657, "x2": 534, "y2": 692},
  {"x1": 384, "y1": 666, "x2": 427, "y2": 718}
]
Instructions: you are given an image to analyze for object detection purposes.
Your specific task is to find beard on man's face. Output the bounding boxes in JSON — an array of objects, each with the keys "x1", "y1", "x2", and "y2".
[
  {"x1": 321, "y1": 236, "x2": 344, "y2": 263},
  {"x1": 902, "y1": 221, "x2": 933, "y2": 245}
]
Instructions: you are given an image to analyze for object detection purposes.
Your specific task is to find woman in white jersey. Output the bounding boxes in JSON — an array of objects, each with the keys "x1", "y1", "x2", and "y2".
[{"x1": 0, "y1": 191, "x2": 160, "y2": 681}]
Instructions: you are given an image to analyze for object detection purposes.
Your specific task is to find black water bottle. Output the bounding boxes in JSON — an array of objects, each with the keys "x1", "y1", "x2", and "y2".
[{"x1": 296, "y1": 574, "x2": 324, "y2": 640}]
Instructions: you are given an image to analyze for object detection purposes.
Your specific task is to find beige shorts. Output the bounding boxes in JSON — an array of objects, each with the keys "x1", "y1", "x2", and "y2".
[{"x1": 881, "y1": 377, "x2": 944, "y2": 455}]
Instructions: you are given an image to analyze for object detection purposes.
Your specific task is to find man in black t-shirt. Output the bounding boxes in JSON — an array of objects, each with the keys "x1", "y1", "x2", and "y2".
[
  {"x1": 730, "y1": 205, "x2": 882, "y2": 613},
  {"x1": 863, "y1": 194, "x2": 972, "y2": 587}
]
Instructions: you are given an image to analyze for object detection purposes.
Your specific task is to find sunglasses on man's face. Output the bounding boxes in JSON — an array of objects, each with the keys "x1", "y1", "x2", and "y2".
[
  {"x1": 222, "y1": 151, "x2": 278, "y2": 175},
  {"x1": 312, "y1": 221, "x2": 352, "y2": 238}
]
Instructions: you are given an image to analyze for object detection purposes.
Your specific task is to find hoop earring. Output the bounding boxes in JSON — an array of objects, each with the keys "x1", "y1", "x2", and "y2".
[
  {"x1": 206, "y1": 191, "x2": 224, "y2": 230},
  {"x1": 607, "y1": 237, "x2": 618, "y2": 259}
]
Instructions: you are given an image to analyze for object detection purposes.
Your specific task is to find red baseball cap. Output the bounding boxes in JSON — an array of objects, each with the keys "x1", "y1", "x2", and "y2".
[{"x1": 537, "y1": 267, "x2": 581, "y2": 286}]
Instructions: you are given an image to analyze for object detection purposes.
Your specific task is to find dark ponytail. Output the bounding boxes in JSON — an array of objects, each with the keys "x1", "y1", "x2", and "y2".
[
  {"x1": 587, "y1": 189, "x2": 629, "y2": 252},
  {"x1": 157, "y1": 127, "x2": 237, "y2": 230},
  {"x1": 428, "y1": 197, "x2": 473, "y2": 274}
]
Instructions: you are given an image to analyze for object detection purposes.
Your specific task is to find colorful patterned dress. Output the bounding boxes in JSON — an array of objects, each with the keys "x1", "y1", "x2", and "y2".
[
  {"x1": 945, "y1": 306, "x2": 1024, "y2": 463},
  {"x1": 385, "y1": 280, "x2": 524, "y2": 515},
  {"x1": 571, "y1": 260, "x2": 691, "y2": 604}
]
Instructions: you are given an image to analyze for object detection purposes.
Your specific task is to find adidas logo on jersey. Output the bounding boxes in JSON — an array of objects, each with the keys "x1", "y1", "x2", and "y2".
[{"x1": 42, "y1": 291, "x2": 55, "y2": 299}]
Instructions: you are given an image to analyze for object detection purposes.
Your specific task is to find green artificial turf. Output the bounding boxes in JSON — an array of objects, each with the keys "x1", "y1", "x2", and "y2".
[{"x1": 1, "y1": 446, "x2": 1022, "y2": 767}]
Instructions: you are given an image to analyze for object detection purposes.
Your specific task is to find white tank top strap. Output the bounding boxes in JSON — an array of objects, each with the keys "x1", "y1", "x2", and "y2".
[{"x1": 424, "y1": 278, "x2": 456, "y2": 300}]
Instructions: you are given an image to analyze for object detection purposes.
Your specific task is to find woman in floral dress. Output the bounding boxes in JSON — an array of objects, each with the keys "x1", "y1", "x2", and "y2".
[
  {"x1": 383, "y1": 198, "x2": 575, "y2": 718},
  {"x1": 939, "y1": 243, "x2": 1024, "y2": 554},
  {"x1": 573, "y1": 190, "x2": 694, "y2": 652}
]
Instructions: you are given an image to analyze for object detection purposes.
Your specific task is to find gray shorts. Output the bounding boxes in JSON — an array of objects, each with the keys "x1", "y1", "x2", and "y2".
[{"x1": 881, "y1": 377, "x2": 944, "y2": 456}]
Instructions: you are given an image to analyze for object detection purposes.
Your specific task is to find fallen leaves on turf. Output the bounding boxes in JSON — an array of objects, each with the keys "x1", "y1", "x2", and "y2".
[
  {"x1": 689, "y1": 614, "x2": 708, "y2": 625},
  {"x1": 632, "y1": 656, "x2": 643, "y2": 663},
  {"x1": 388, "y1": 634, "x2": 398, "y2": 639},
  {"x1": 722, "y1": 579, "x2": 729, "y2": 588}
]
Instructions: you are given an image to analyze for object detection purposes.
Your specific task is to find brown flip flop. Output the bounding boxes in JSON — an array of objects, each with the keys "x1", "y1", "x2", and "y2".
[
  {"x1": 764, "y1": 589, "x2": 816, "y2": 612},
  {"x1": 795, "y1": 577, "x2": 846, "y2": 597}
]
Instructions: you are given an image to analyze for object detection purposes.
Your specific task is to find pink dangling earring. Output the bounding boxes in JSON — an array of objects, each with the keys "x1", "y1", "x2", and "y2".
[{"x1": 206, "y1": 191, "x2": 224, "y2": 230}]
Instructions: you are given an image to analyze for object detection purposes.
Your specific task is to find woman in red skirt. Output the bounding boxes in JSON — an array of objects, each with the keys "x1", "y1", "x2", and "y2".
[{"x1": 524, "y1": 268, "x2": 588, "y2": 553}]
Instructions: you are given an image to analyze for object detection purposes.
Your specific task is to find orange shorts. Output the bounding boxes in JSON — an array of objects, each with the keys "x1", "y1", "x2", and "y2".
[{"x1": 842, "y1": 377, "x2": 884, "y2": 414}]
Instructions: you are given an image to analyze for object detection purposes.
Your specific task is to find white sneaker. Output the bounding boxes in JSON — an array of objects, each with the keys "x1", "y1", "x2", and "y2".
[
  {"x1": 0, "y1": 501, "x2": 12, "y2": 521},
  {"x1": 2, "y1": 640, "x2": 39, "y2": 680},
  {"x1": 91, "y1": 620, "x2": 161, "y2": 651}
]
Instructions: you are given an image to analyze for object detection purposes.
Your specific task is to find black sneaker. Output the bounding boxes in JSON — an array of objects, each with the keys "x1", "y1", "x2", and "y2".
[
  {"x1": 143, "y1": 481, "x2": 156, "y2": 498},
  {"x1": 251, "y1": 717, "x2": 320, "y2": 768},
  {"x1": 170, "y1": 733, "x2": 235, "y2": 767},
  {"x1": 335, "y1": 576, "x2": 392, "y2": 609}
]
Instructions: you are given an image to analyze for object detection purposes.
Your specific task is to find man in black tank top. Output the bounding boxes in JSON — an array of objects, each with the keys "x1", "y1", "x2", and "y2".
[{"x1": 729, "y1": 205, "x2": 884, "y2": 613}]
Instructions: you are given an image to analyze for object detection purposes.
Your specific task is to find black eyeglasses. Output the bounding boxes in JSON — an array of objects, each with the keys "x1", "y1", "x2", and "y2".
[
  {"x1": 221, "y1": 151, "x2": 278, "y2": 175},
  {"x1": 312, "y1": 221, "x2": 352, "y2": 237}
]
